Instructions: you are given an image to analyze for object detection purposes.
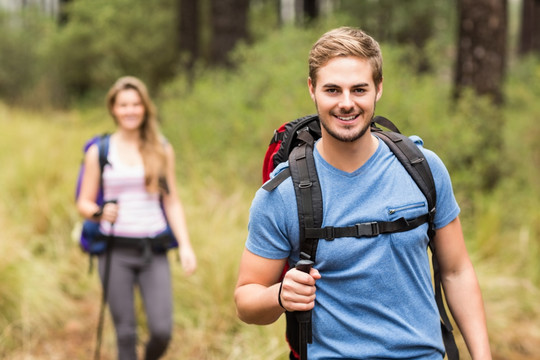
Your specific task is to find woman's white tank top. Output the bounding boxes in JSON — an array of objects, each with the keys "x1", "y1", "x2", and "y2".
[{"x1": 99, "y1": 138, "x2": 167, "y2": 238}]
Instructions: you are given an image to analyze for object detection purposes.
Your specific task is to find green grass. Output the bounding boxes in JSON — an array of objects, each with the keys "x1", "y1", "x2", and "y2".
[{"x1": 0, "y1": 102, "x2": 288, "y2": 359}]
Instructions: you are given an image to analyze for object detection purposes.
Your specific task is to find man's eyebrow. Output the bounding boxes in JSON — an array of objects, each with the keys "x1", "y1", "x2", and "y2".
[{"x1": 321, "y1": 82, "x2": 370, "y2": 88}]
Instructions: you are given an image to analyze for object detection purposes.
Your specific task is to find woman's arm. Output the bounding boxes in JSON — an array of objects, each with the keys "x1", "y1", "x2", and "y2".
[
  {"x1": 435, "y1": 217, "x2": 492, "y2": 360},
  {"x1": 161, "y1": 142, "x2": 197, "y2": 275},
  {"x1": 76, "y1": 144, "x2": 117, "y2": 223},
  {"x1": 77, "y1": 144, "x2": 101, "y2": 219}
]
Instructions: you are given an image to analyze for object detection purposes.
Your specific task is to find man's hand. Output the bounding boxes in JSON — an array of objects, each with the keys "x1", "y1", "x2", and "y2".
[{"x1": 279, "y1": 266, "x2": 321, "y2": 312}]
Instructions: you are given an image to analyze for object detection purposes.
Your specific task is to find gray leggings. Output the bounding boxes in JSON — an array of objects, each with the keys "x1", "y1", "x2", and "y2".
[{"x1": 98, "y1": 247, "x2": 172, "y2": 360}]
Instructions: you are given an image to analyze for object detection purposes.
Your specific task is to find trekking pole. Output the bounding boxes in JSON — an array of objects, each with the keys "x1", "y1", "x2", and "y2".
[
  {"x1": 295, "y1": 259, "x2": 314, "y2": 360},
  {"x1": 94, "y1": 200, "x2": 116, "y2": 360}
]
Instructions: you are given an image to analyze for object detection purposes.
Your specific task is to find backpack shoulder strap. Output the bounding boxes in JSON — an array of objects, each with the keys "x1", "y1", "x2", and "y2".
[
  {"x1": 372, "y1": 115, "x2": 401, "y2": 134},
  {"x1": 284, "y1": 127, "x2": 321, "y2": 360},
  {"x1": 262, "y1": 167, "x2": 291, "y2": 192},
  {"x1": 97, "y1": 134, "x2": 110, "y2": 174},
  {"x1": 371, "y1": 118, "x2": 459, "y2": 360},
  {"x1": 271, "y1": 114, "x2": 320, "y2": 167},
  {"x1": 371, "y1": 116, "x2": 436, "y2": 230},
  {"x1": 288, "y1": 128, "x2": 323, "y2": 262},
  {"x1": 96, "y1": 134, "x2": 111, "y2": 198},
  {"x1": 373, "y1": 129, "x2": 436, "y2": 225}
]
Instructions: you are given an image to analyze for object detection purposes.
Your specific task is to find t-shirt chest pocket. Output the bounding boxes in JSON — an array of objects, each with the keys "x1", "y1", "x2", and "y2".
[
  {"x1": 385, "y1": 200, "x2": 429, "y2": 248},
  {"x1": 387, "y1": 201, "x2": 426, "y2": 220}
]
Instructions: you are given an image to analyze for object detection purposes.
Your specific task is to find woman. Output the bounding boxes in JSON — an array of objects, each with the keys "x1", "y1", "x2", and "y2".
[{"x1": 77, "y1": 76, "x2": 197, "y2": 360}]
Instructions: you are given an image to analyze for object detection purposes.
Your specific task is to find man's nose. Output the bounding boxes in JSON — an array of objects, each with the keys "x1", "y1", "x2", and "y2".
[{"x1": 338, "y1": 92, "x2": 354, "y2": 110}]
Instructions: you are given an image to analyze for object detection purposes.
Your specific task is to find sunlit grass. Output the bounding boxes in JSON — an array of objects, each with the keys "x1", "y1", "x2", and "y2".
[{"x1": 0, "y1": 102, "x2": 289, "y2": 358}]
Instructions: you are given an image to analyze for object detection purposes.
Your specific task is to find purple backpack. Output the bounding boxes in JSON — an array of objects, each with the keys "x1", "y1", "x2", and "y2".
[
  {"x1": 75, "y1": 134, "x2": 111, "y2": 254},
  {"x1": 75, "y1": 134, "x2": 178, "y2": 255}
]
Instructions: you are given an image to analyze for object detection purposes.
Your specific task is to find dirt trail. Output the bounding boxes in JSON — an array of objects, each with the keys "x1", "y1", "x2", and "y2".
[
  {"x1": 7, "y1": 295, "x2": 540, "y2": 360},
  {"x1": 8, "y1": 296, "x2": 111, "y2": 360}
]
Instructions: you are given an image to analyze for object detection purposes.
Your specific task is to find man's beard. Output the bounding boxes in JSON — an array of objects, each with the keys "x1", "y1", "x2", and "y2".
[
  {"x1": 318, "y1": 105, "x2": 375, "y2": 143},
  {"x1": 320, "y1": 115, "x2": 371, "y2": 142}
]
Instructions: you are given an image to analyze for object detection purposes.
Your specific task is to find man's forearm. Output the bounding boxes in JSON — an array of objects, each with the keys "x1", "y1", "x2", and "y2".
[
  {"x1": 443, "y1": 266, "x2": 492, "y2": 359},
  {"x1": 235, "y1": 283, "x2": 285, "y2": 325}
]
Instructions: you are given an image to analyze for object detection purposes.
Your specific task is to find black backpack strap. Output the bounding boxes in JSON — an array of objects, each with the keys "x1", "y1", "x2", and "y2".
[
  {"x1": 432, "y1": 242, "x2": 460, "y2": 360},
  {"x1": 288, "y1": 128, "x2": 323, "y2": 261},
  {"x1": 272, "y1": 114, "x2": 321, "y2": 169},
  {"x1": 371, "y1": 119, "x2": 436, "y2": 238},
  {"x1": 374, "y1": 130, "x2": 437, "y2": 230},
  {"x1": 372, "y1": 115, "x2": 401, "y2": 133},
  {"x1": 304, "y1": 213, "x2": 429, "y2": 240},
  {"x1": 286, "y1": 127, "x2": 323, "y2": 360},
  {"x1": 372, "y1": 121, "x2": 459, "y2": 360},
  {"x1": 262, "y1": 167, "x2": 291, "y2": 192}
]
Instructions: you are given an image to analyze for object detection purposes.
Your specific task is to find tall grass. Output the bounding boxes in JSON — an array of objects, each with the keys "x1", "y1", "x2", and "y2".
[
  {"x1": 1, "y1": 25, "x2": 539, "y2": 359},
  {"x1": 0, "y1": 105, "x2": 88, "y2": 354}
]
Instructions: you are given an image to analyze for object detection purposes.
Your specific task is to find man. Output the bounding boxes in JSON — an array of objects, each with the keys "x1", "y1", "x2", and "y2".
[{"x1": 235, "y1": 27, "x2": 491, "y2": 359}]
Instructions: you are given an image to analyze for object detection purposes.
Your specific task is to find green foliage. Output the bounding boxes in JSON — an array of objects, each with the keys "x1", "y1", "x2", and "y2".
[
  {"x1": 0, "y1": 0, "x2": 458, "y2": 108},
  {"x1": 0, "y1": 0, "x2": 179, "y2": 107},
  {"x1": 0, "y1": 9, "x2": 57, "y2": 107},
  {"x1": 160, "y1": 26, "x2": 319, "y2": 189},
  {"x1": 55, "y1": 0, "x2": 178, "y2": 97},
  {"x1": 502, "y1": 55, "x2": 540, "y2": 198},
  {"x1": 248, "y1": 0, "x2": 281, "y2": 40},
  {"x1": 338, "y1": 0, "x2": 456, "y2": 45}
]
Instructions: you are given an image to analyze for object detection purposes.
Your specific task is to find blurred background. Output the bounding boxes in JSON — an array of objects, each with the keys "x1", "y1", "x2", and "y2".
[{"x1": 0, "y1": 0, "x2": 539, "y2": 359}]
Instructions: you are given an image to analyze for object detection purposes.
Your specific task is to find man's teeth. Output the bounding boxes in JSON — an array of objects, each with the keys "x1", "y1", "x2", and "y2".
[{"x1": 338, "y1": 115, "x2": 356, "y2": 121}]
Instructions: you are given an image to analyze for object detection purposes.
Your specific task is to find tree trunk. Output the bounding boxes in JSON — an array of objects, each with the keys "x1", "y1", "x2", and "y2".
[
  {"x1": 59, "y1": 0, "x2": 72, "y2": 25},
  {"x1": 303, "y1": 0, "x2": 318, "y2": 22},
  {"x1": 280, "y1": 0, "x2": 326, "y2": 26},
  {"x1": 454, "y1": 0, "x2": 507, "y2": 190},
  {"x1": 454, "y1": 0, "x2": 507, "y2": 105},
  {"x1": 178, "y1": 0, "x2": 200, "y2": 72},
  {"x1": 519, "y1": 0, "x2": 540, "y2": 55},
  {"x1": 209, "y1": 0, "x2": 250, "y2": 67}
]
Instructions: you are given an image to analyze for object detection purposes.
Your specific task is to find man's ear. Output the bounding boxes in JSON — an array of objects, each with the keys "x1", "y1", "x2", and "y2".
[
  {"x1": 375, "y1": 79, "x2": 383, "y2": 102},
  {"x1": 308, "y1": 77, "x2": 316, "y2": 102}
]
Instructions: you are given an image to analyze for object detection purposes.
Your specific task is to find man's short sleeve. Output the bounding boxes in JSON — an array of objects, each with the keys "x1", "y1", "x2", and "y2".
[
  {"x1": 245, "y1": 180, "x2": 295, "y2": 260},
  {"x1": 421, "y1": 147, "x2": 460, "y2": 229}
]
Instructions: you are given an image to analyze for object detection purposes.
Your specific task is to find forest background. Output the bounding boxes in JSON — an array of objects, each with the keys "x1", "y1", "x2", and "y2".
[{"x1": 0, "y1": 0, "x2": 539, "y2": 359}]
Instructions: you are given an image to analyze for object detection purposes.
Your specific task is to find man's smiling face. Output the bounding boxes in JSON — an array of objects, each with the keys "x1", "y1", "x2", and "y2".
[{"x1": 309, "y1": 56, "x2": 383, "y2": 143}]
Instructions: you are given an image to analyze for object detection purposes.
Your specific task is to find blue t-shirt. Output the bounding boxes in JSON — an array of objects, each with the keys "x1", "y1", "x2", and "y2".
[{"x1": 246, "y1": 136, "x2": 460, "y2": 359}]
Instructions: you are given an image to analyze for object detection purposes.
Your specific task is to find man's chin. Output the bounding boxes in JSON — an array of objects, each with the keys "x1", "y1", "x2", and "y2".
[{"x1": 321, "y1": 122, "x2": 370, "y2": 143}]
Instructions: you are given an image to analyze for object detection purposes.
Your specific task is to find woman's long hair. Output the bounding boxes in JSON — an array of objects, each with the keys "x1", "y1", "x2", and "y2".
[{"x1": 106, "y1": 76, "x2": 167, "y2": 193}]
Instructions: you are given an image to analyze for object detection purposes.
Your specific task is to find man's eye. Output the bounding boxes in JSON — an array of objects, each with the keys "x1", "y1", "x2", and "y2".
[{"x1": 326, "y1": 88, "x2": 338, "y2": 94}]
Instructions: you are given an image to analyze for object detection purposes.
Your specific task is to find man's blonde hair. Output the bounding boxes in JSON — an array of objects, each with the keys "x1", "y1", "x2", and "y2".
[{"x1": 309, "y1": 27, "x2": 383, "y2": 88}]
